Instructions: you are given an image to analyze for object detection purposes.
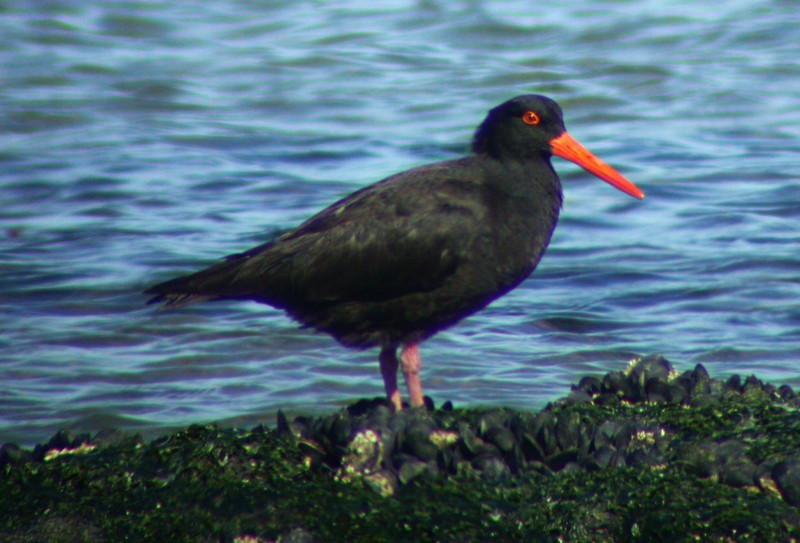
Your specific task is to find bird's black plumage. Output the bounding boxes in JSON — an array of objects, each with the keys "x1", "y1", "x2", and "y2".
[{"x1": 146, "y1": 94, "x2": 643, "y2": 409}]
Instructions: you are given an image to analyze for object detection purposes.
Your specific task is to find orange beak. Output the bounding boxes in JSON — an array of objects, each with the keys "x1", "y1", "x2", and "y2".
[{"x1": 550, "y1": 132, "x2": 644, "y2": 200}]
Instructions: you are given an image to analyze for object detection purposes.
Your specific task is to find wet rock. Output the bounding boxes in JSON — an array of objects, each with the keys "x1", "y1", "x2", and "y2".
[
  {"x1": 593, "y1": 420, "x2": 627, "y2": 450},
  {"x1": 724, "y1": 374, "x2": 742, "y2": 393},
  {"x1": 276, "y1": 409, "x2": 291, "y2": 434},
  {"x1": 718, "y1": 456, "x2": 758, "y2": 488},
  {"x1": 473, "y1": 454, "x2": 510, "y2": 481},
  {"x1": 338, "y1": 429, "x2": 383, "y2": 479},
  {"x1": 743, "y1": 374, "x2": 766, "y2": 397},
  {"x1": 401, "y1": 428, "x2": 438, "y2": 462},
  {"x1": 519, "y1": 431, "x2": 546, "y2": 463},
  {"x1": 677, "y1": 364, "x2": 712, "y2": 402},
  {"x1": 456, "y1": 423, "x2": 478, "y2": 451},
  {"x1": 593, "y1": 391, "x2": 621, "y2": 407},
  {"x1": 90, "y1": 429, "x2": 126, "y2": 447},
  {"x1": 264, "y1": 355, "x2": 800, "y2": 504},
  {"x1": 591, "y1": 445, "x2": 624, "y2": 470},
  {"x1": 547, "y1": 449, "x2": 579, "y2": 471},
  {"x1": 483, "y1": 425, "x2": 515, "y2": 455},
  {"x1": 778, "y1": 384, "x2": 797, "y2": 402},
  {"x1": 773, "y1": 458, "x2": 800, "y2": 506},
  {"x1": 627, "y1": 354, "x2": 675, "y2": 382},
  {"x1": 563, "y1": 388, "x2": 593, "y2": 406},
  {"x1": 643, "y1": 378, "x2": 672, "y2": 403},
  {"x1": 576, "y1": 375, "x2": 602, "y2": 395},
  {"x1": 0, "y1": 442, "x2": 32, "y2": 467},
  {"x1": 397, "y1": 457, "x2": 428, "y2": 485},
  {"x1": 666, "y1": 383, "x2": 687, "y2": 405},
  {"x1": 506, "y1": 442, "x2": 526, "y2": 474},
  {"x1": 435, "y1": 445, "x2": 459, "y2": 475},
  {"x1": 327, "y1": 413, "x2": 355, "y2": 446},
  {"x1": 346, "y1": 397, "x2": 389, "y2": 417},
  {"x1": 626, "y1": 448, "x2": 660, "y2": 468},
  {"x1": 531, "y1": 412, "x2": 559, "y2": 458},
  {"x1": 680, "y1": 439, "x2": 756, "y2": 487},
  {"x1": 3, "y1": 355, "x2": 800, "y2": 541},
  {"x1": 602, "y1": 370, "x2": 630, "y2": 398},
  {"x1": 554, "y1": 411, "x2": 582, "y2": 451},
  {"x1": 477, "y1": 410, "x2": 509, "y2": 436}
]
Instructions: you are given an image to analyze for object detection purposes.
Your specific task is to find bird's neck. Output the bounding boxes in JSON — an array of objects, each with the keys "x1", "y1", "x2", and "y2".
[
  {"x1": 477, "y1": 154, "x2": 563, "y2": 212},
  {"x1": 466, "y1": 155, "x2": 563, "y2": 292}
]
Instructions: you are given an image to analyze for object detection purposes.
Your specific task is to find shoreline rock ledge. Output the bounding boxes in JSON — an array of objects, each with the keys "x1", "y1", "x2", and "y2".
[{"x1": 2, "y1": 355, "x2": 799, "y2": 542}]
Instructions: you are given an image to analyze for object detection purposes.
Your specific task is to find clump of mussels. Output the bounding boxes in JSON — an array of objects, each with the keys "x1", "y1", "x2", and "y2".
[
  {"x1": 277, "y1": 355, "x2": 800, "y2": 501},
  {"x1": 2, "y1": 355, "x2": 800, "y2": 542}
]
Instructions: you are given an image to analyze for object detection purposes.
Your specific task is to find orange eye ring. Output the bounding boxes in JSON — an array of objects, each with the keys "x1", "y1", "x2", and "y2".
[{"x1": 522, "y1": 111, "x2": 540, "y2": 125}]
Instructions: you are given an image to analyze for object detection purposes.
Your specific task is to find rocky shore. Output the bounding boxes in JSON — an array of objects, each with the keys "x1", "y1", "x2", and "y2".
[{"x1": 1, "y1": 355, "x2": 799, "y2": 542}]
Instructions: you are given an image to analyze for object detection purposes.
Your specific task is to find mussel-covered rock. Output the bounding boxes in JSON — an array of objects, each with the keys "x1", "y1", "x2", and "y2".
[
  {"x1": 3, "y1": 355, "x2": 800, "y2": 542},
  {"x1": 773, "y1": 458, "x2": 800, "y2": 506},
  {"x1": 267, "y1": 351, "x2": 800, "y2": 532}
]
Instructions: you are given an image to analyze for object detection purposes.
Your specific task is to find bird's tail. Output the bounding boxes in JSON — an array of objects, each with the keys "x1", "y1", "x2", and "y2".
[{"x1": 144, "y1": 256, "x2": 250, "y2": 309}]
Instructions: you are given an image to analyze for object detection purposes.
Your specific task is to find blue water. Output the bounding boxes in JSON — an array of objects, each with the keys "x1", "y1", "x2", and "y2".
[{"x1": 1, "y1": 1, "x2": 799, "y2": 446}]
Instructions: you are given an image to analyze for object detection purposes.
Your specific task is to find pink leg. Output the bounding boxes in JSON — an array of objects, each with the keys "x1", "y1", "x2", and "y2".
[
  {"x1": 379, "y1": 347, "x2": 403, "y2": 411},
  {"x1": 400, "y1": 343, "x2": 424, "y2": 408}
]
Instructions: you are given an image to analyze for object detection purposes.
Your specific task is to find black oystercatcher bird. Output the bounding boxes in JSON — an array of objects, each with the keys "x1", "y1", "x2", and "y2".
[{"x1": 146, "y1": 95, "x2": 644, "y2": 410}]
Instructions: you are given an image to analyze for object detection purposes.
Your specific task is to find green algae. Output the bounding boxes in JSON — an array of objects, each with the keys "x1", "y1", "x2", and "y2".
[{"x1": 2, "y1": 369, "x2": 799, "y2": 542}]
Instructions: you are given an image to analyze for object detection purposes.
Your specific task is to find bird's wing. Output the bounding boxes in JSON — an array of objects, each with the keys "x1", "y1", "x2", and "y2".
[
  {"x1": 146, "y1": 160, "x2": 489, "y2": 307},
  {"x1": 229, "y1": 161, "x2": 488, "y2": 304}
]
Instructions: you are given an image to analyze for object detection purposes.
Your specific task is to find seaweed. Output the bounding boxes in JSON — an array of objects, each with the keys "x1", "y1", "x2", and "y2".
[{"x1": 1, "y1": 356, "x2": 799, "y2": 542}]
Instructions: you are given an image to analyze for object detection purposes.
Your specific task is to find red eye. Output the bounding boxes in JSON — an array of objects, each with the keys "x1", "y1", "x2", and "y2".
[{"x1": 522, "y1": 111, "x2": 540, "y2": 125}]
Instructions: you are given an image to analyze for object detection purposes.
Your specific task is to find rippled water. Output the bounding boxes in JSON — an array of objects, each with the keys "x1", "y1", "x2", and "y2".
[{"x1": 1, "y1": 1, "x2": 799, "y2": 446}]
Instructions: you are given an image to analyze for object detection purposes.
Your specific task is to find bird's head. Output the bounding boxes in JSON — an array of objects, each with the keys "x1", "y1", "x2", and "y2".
[{"x1": 473, "y1": 95, "x2": 644, "y2": 199}]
